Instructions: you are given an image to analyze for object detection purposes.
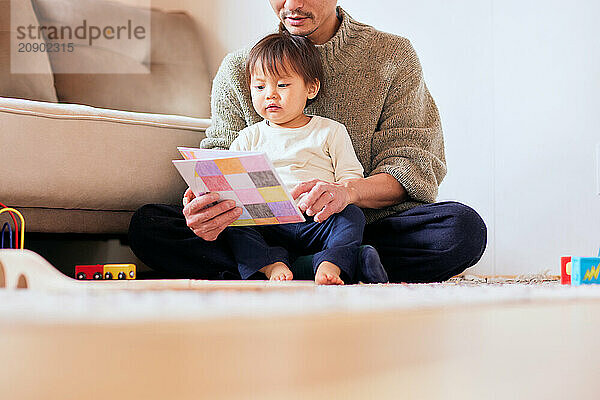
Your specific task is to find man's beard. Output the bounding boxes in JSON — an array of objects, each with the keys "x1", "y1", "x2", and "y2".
[
  {"x1": 280, "y1": 8, "x2": 314, "y2": 20},
  {"x1": 279, "y1": 9, "x2": 318, "y2": 37}
]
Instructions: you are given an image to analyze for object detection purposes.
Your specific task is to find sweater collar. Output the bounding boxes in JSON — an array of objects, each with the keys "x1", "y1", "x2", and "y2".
[{"x1": 315, "y1": 7, "x2": 373, "y2": 73}]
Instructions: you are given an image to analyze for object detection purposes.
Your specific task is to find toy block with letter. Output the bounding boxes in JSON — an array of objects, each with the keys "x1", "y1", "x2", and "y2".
[
  {"x1": 571, "y1": 256, "x2": 600, "y2": 286},
  {"x1": 560, "y1": 256, "x2": 572, "y2": 285}
]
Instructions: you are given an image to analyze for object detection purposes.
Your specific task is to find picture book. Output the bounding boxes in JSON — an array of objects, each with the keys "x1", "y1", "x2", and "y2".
[{"x1": 173, "y1": 147, "x2": 305, "y2": 226}]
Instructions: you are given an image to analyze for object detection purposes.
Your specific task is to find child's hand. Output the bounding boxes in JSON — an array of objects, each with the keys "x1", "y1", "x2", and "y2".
[{"x1": 291, "y1": 180, "x2": 352, "y2": 223}]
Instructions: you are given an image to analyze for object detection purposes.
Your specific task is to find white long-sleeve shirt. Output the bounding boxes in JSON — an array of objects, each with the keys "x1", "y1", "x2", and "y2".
[{"x1": 229, "y1": 115, "x2": 364, "y2": 191}]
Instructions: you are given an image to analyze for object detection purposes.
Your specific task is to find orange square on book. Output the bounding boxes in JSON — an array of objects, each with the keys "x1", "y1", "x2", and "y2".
[{"x1": 214, "y1": 158, "x2": 246, "y2": 174}]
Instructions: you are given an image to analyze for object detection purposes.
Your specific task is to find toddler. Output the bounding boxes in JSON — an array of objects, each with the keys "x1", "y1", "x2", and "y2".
[{"x1": 226, "y1": 32, "x2": 387, "y2": 285}]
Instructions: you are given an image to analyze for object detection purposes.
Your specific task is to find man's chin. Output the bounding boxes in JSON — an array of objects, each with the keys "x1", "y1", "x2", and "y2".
[{"x1": 283, "y1": 23, "x2": 314, "y2": 37}]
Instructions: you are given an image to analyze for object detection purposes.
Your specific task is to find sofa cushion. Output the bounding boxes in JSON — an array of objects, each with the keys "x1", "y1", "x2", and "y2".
[
  {"x1": 33, "y1": 0, "x2": 211, "y2": 118},
  {"x1": 0, "y1": 97, "x2": 209, "y2": 225},
  {"x1": 0, "y1": 97, "x2": 212, "y2": 130},
  {"x1": 11, "y1": 207, "x2": 135, "y2": 234},
  {"x1": 0, "y1": 0, "x2": 58, "y2": 102}
]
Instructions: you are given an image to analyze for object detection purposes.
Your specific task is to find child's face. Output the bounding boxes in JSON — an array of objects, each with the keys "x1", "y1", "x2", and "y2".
[{"x1": 250, "y1": 62, "x2": 319, "y2": 129}]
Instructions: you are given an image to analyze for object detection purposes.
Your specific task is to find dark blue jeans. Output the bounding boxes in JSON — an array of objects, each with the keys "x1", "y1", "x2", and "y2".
[
  {"x1": 128, "y1": 201, "x2": 487, "y2": 283},
  {"x1": 225, "y1": 205, "x2": 364, "y2": 280}
]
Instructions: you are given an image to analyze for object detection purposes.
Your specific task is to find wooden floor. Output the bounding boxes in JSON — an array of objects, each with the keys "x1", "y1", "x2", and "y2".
[{"x1": 1, "y1": 298, "x2": 599, "y2": 399}]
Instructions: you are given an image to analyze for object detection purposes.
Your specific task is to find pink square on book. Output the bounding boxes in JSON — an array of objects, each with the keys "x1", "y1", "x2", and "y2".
[
  {"x1": 276, "y1": 215, "x2": 304, "y2": 224},
  {"x1": 201, "y1": 175, "x2": 233, "y2": 192},
  {"x1": 235, "y1": 188, "x2": 264, "y2": 204},
  {"x1": 240, "y1": 155, "x2": 270, "y2": 172}
]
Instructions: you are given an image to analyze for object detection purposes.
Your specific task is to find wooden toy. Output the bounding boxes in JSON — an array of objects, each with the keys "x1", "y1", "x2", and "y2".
[
  {"x1": 0, "y1": 206, "x2": 25, "y2": 249},
  {"x1": 571, "y1": 256, "x2": 600, "y2": 286},
  {"x1": 560, "y1": 256, "x2": 572, "y2": 285},
  {"x1": 0, "y1": 250, "x2": 316, "y2": 291},
  {"x1": 75, "y1": 265, "x2": 104, "y2": 280},
  {"x1": 103, "y1": 264, "x2": 136, "y2": 280},
  {"x1": 76, "y1": 264, "x2": 136, "y2": 280}
]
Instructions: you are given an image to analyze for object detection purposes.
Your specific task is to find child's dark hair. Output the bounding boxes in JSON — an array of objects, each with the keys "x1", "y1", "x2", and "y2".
[{"x1": 246, "y1": 32, "x2": 324, "y2": 105}]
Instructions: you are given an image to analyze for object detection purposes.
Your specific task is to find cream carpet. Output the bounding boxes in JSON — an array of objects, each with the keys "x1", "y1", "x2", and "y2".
[{"x1": 1, "y1": 274, "x2": 598, "y2": 324}]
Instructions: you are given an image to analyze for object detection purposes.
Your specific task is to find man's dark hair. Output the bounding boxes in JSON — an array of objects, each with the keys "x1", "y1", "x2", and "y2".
[{"x1": 246, "y1": 32, "x2": 324, "y2": 105}]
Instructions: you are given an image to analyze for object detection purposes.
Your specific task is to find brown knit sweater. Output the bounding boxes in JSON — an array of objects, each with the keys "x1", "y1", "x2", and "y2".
[{"x1": 201, "y1": 7, "x2": 446, "y2": 223}]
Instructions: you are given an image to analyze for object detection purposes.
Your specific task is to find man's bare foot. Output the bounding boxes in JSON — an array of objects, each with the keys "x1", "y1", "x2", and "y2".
[
  {"x1": 315, "y1": 261, "x2": 344, "y2": 285},
  {"x1": 259, "y1": 262, "x2": 293, "y2": 281}
]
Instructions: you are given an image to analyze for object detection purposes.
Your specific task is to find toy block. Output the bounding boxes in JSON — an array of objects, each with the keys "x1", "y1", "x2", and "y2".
[
  {"x1": 560, "y1": 256, "x2": 572, "y2": 285},
  {"x1": 75, "y1": 265, "x2": 104, "y2": 280},
  {"x1": 571, "y1": 257, "x2": 600, "y2": 286},
  {"x1": 103, "y1": 264, "x2": 136, "y2": 280}
]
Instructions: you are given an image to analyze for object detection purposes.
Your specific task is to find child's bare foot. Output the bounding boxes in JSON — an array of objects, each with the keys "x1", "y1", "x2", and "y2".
[
  {"x1": 315, "y1": 262, "x2": 344, "y2": 285},
  {"x1": 259, "y1": 262, "x2": 293, "y2": 281}
]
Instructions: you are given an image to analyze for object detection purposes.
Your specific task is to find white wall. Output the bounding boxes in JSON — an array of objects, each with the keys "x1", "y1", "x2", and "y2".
[
  {"x1": 349, "y1": 0, "x2": 600, "y2": 276},
  {"x1": 150, "y1": 0, "x2": 278, "y2": 78},
  {"x1": 152, "y1": 0, "x2": 600, "y2": 276}
]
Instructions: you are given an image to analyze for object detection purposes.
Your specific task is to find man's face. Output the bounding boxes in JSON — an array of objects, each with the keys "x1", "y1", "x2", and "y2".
[{"x1": 269, "y1": 0, "x2": 337, "y2": 38}]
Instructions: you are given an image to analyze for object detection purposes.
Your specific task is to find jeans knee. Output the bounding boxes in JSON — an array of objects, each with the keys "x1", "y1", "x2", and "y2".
[
  {"x1": 340, "y1": 204, "x2": 366, "y2": 226},
  {"x1": 128, "y1": 204, "x2": 168, "y2": 248},
  {"x1": 442, "y1": 202, "x2": 487, "y2": 269},
  {"x1": 129, "y1": 206, "x2": 149, "y2": 248},
  {"x1": 130, "y1": 204, "x2": 154, "y2": 232}
]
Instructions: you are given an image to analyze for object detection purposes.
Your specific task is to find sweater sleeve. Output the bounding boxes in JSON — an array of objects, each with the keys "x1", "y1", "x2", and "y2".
[
  {"x1": 369, "y1": 39, "x2": 447, "y2": 204},
  {"x1": 330, "y1": 124, "x2": 365, "y2": 182},
  {"x1": 200, "y1": 52, "x2": 250, "y2": 150},
  {"x1": 229, "y1": 127, "x2": 251, "y2": 151}
]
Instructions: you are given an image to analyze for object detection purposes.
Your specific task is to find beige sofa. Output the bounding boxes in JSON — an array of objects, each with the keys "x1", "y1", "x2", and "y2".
[{"x1": 0, "y1": 0, "x2": 213, "y2": 234}]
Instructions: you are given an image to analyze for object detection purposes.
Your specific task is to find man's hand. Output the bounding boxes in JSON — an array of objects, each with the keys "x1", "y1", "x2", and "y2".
[
  {"x1": 290, "y1": 179, "x2": 356, "y2": 223},
  {"x1": 182, "y1": 188, "x2": 243, "y2": 241}
]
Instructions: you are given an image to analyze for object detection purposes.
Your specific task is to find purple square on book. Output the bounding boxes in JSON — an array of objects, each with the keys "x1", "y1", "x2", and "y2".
[
  {"x1": 240, "y1": 155, "x2": 270, "y2": 172},
  {"x1": 268, "y1": 201, "x2": 296, "y2": 217},
  {"x1": 195, "y1": 160, "x2": 221, "y2": 177}
]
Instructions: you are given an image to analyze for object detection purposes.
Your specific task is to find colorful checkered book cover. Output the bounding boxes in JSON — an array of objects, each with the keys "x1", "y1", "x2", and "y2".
[{"x1": 173, "y1": 147, "x2": 306, "y2": 226}]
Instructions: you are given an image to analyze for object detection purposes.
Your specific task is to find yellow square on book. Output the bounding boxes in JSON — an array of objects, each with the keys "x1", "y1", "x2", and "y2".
[
  {"x1": 230, "y1": 219, "x2": 256, "y2": 226},
  {"x1": 258, "y1": 186, "x2": 288, "y2": 202}
]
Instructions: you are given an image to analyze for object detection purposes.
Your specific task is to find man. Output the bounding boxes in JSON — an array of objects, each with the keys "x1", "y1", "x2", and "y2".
[{"x1": 128, "y1": 0, "x2": 487, "y2": 283}]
